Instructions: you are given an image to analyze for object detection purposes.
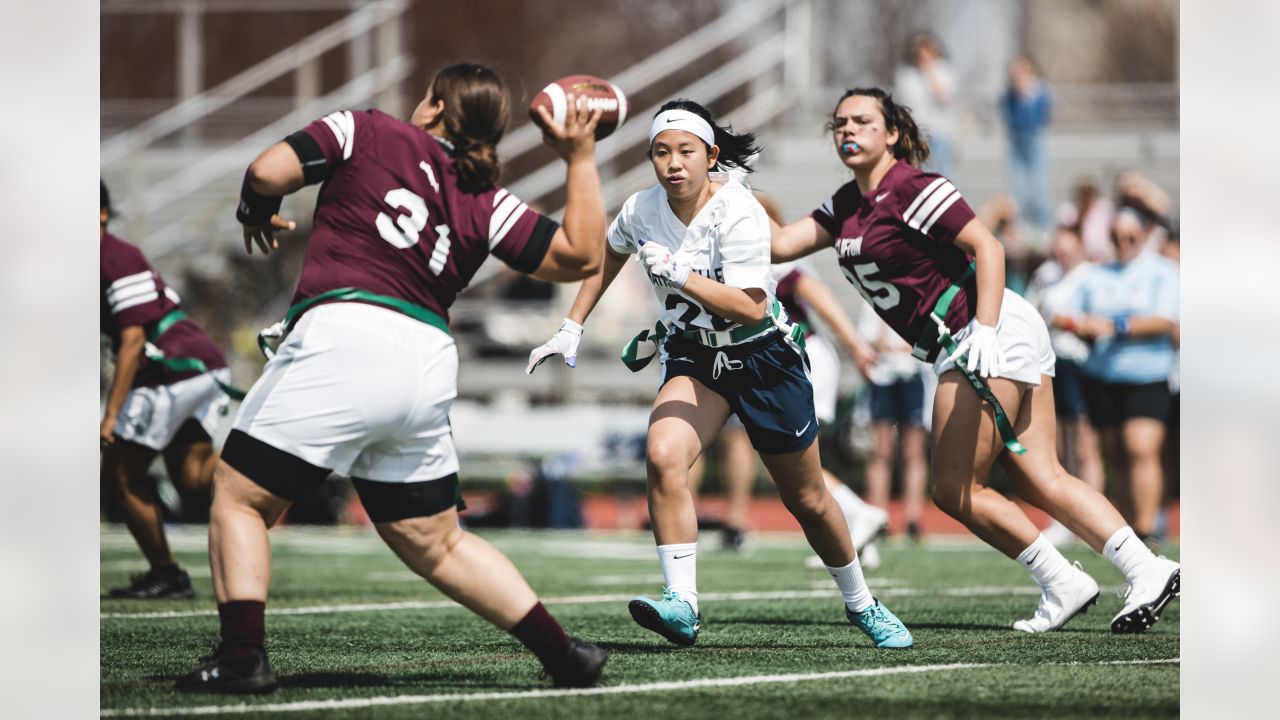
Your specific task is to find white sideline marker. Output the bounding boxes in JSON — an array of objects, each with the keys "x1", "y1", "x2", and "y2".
[{"x1": 101, "y1": 658, "x2": 1180, "y2": 717}]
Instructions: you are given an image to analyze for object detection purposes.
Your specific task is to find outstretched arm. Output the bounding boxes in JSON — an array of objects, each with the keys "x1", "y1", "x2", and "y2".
[
  {"x1": 770, "y1": 216, "x2": 834, "y2": 263},
  {"x1": 531, "y1": 98, "x2": 605, "y2": 282},
  {"x1": 526, "y1": 245, "x2": 628, "y2": 374}
]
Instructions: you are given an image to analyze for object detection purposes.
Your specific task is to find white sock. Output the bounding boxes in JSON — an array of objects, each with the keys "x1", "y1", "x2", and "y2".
[
  {"x1": 827, "y1": 557, "x2": 874, "y2": 613},
  {"x1": 656, "y1": 543, "x2": 698, "y2": 614},
  {"x1": 828, "y1": 482, "x2": 871, "y2": 517},
  {"x1": 1103, "y1": 527, "x2": 1157, "y2": 583},
  {"x1": 1016, "y1": 534, "x2": 1073, "y2": 588}
]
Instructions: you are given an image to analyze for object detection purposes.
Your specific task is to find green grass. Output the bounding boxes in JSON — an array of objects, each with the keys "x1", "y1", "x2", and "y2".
[{"x1": 101, "y1": 526, "x2": 1179, "y2": 718}]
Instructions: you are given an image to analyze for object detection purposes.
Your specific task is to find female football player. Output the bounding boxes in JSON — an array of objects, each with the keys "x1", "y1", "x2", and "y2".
[
  {"x1": 768, "y1": 87, "x2": 1177, "y2": 630},
  {"x1": 177, "y1": 63, "x2": 609, "y2": 694},
  {"x1": 769, "y1": 87, "x2": 1179, "y2": 634},
  {"x1": 100, "y1": 180, "x2": 231, "y2": 600},
  {"x1": 527, "y1": 99, "x2": 912, "y2": 649}
]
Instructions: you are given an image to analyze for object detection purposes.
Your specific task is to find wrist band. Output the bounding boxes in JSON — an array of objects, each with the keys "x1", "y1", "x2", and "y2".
[
  {"x1": 1113, "y1": 316, "x2": 1130, "y2": 338},
  {"x1": 1060, "y1": 317, "x2": 1078, "y2": 333},
  {"x1": 235, "y1": 169, "x2": 283, "y2": 225}
]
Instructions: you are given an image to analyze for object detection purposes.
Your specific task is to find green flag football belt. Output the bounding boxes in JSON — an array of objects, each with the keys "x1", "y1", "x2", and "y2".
[
  {"x1": 620, "y1": 298, "x2": 806, "y2": 372},
  {"x1": 911, "y1": 263, "x2": 1025, "y2": 456},
  {"x1": 143, "y1": 309, "x2": 248, "y2": 401},
  {"x1": 257, "y1": 287, "x2": 450, "y2": 360}
]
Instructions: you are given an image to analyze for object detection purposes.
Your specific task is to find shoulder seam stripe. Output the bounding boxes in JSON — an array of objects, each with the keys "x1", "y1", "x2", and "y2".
[
  {"x1": 491, "y1": 204, "x2": 529, "y2": 249},
  {"x1": 902, "y1": 177, "x2": 949, "y2": 226},
  {"x1": 920, "y1": 191, "x2": 962, "y2": 234},
  {"x1": 906, "y1": 183, "x2": 956, "y2": 230},
  {"x1": 111, "y1": 291, "x2": 160, "y2": 313}
]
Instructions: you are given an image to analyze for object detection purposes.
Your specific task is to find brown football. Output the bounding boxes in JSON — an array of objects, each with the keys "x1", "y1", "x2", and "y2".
[{"x1": 528, "y1": 74, "x2": 628, "y2": 140}]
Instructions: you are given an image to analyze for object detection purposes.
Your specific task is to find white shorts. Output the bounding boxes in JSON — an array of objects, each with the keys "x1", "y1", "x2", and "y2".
[
  {"x1": 114, "y1": 369, "x2": 231, "y2": 451},
  {"x1": 805, "y1": 333, "x2": 839, "y2": 424},
  {"x1": 234, "y1": 303, "x2": 459, "y2": 484},
  {"x1": 933, "y1": 289, "x2": 1056, "y2": 386}
]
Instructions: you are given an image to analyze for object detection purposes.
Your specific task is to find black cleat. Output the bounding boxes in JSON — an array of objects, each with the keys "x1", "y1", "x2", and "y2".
[
  {"x1": 108, "y1": 567, "x2": 195, "y2": 599},
  {"x1": 721, "y1": 526, "x2": 746, "y2": 551},
  {"x1": 544, "y1": 637, "x2": 608, "y2": 688},
  {"x1": 175, "y1": 645, "x2": 278, "y2": 694}
]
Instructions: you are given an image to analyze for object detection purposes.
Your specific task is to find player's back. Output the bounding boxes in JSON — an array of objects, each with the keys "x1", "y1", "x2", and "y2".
[{"x1": 294, "y1": 110, "x2": 552, "y2": 320}]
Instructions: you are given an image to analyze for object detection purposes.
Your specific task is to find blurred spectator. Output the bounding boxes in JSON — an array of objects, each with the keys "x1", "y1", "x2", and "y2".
[
  {"x1": 1001, "y1": 53, "x2": 1053, "y2": 242},
  {"x1": 979, "y1": 193, "x2": 1035, "y2": 294},
  {"x1": 856, "y1": 306, "x2": 931, "y2": 541},
  {"x1": 1055, "y1": 178, "x2": 1115, "y2": 262},
  {"x1": 894, "y1": 31, "x2": 958, "y2": 178},
  {"x1": 1158, "y1": 230, "x2": 1180, "y2": 518},
  {"x1": 1024, "y1": 226, "x2": 1103, "y2": 546},
  {"x1": 1115, "y1": 170, "x2": 1173, "y2": 240},
  {"x1": 1056, "y1": 209, "x2": 1179, "y2": 546}
]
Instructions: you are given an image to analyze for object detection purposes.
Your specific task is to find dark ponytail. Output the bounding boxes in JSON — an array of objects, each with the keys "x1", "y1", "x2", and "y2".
[
  {"x1": 652, "y1": 99, "x2": 761, "y2": 173},
  {"x1": 827, "y1": 87, "x2": 930, "y2": 168},
  {"x1": 429, "y1": 63, "x2": 509, "y2": 192}
]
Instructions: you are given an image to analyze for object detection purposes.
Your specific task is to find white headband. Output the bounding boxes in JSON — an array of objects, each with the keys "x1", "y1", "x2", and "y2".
[{"x1": 648, "y1": 109, "x2": 715, "y2": 148}]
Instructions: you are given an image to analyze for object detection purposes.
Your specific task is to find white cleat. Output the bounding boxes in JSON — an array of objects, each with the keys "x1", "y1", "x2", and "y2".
[
  {"x1": 858, "y1": 542, "x2": 881, "y2": 571},
  {"x1": 847, "y1": 504, "x2": 890, "y2": 552},
  {"x1": 1111, "y1": 557, "x2": 1180, "y2": 634},
  {"x1": 1013, "y1": 561, "x2": 1100, "y2": 633}
]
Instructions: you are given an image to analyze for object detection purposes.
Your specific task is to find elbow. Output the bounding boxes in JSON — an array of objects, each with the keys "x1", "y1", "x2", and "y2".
[{"x1": 246, "y1": 160, "x2": 273, "y2": 194}]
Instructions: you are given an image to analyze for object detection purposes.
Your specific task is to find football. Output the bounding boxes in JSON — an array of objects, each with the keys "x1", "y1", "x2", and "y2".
[{"x1": 529, "y1": 75, "x2": 628, "y2": 140}]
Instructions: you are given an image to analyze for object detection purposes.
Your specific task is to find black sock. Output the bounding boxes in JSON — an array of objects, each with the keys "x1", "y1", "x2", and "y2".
[
  {"x1": 509, "y1": 602, "x2": 572, "y2": 668},
  {"x1": 219, "y1": 600, "x2": 266, "y2": 659}
]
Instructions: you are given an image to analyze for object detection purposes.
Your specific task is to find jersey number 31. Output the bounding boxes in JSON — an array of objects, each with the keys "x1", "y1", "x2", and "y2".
[{"x1": 375, "y1": 162, "x2": 452, "y2": 275}]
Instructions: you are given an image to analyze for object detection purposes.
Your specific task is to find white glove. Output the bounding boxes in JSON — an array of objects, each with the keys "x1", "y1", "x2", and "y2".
[
  {"x1": 947, "y1": 322, "x2": 1005, "y2": 378},
  {"x1": 638, "y1": 243, "x2": 691, "y2": 288},
  {"x1": 526, "y1": 318, "x2": 584, "y2": 374}
]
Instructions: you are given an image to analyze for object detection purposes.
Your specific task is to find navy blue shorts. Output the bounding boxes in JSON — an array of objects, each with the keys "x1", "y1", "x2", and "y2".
[
  {"x1": 661, "y1": 330, "x2": 818, "y2": 455},
  {"x1": 1082, "y1": 377, "x2": 1171, "y2": 428},
  {"x1": 1052, "y1": 359, "x2": 1089, "y2": 420},
  {"x1": 869, "y1": 375, "x2": 925, "y2": 427}
]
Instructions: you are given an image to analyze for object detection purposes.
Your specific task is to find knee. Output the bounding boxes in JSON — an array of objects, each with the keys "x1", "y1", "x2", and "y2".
[
  {"x1": 377, "y1": 517, "x2": 461, "y2": 576},
  {"x1": 930, "y1": 477, "x2": 969, "y2": 519},
  {"x1": 645, "y1": 439, "x2": 689, "y2": 489},
  {"x1": 779, "y1": 483, "x2": 826, "y2": 518},
  {"x1": 211, "y1": 462, "x2": 284, "y2": 525}
]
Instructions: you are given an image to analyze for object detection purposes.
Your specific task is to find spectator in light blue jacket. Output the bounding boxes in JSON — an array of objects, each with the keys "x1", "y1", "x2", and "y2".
[
  {"x1": 1001, "y1": 54, "x2": 1053, "y2": 240},
  {"x1": 1055, "y1": 208, "x2": 1178, "y2": 545}
]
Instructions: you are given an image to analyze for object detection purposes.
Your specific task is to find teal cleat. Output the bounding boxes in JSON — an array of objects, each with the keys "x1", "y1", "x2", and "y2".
[
  {"x1": 628, "y1": 589, "x2": 701, "y2": 646},
  {"x1": 846, "y1": 598, "x2": 914, "y2": 648}
]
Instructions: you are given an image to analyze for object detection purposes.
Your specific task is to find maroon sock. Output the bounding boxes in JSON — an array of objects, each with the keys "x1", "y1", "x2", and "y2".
[
  {"x1": 218, "y1": 600, "x2": 265, "y2": 659},
  {"x1": 509, "y1": 602, "x2": 572, "y2": 668}
]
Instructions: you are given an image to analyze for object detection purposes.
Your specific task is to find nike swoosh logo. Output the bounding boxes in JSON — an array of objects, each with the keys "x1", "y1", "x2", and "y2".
[
  {"x1": 673, "y1": 553, "x2": 694, "y2": 560},
  {"x1": 794, "y1": 421, "x2": 812, "y2": 437},
  {"x1": 1114, "y1": 537, "x2": 1128, "y2": 552},
  {"x1": 670, "y1": 357, "x2": 694, "y2": 364},
  {"x1": 1024, "y1": 551, "x2": 1041, "y2": 566},
  {"x1": 875, "y1": 192, "x2": 889, "y2": 202}
]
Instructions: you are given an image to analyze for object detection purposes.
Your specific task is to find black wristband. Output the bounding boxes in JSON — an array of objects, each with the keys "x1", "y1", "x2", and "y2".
[{"x1": 235, "y1": 169, "x2": 283, "y2": 226}]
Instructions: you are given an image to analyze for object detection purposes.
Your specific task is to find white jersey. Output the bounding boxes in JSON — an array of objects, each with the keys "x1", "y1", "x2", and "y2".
[{"x1": 608, "y1": 175, "x2": 776, "y2": 335}]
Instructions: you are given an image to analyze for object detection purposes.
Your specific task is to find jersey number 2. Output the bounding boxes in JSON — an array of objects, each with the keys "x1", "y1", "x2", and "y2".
[
  {"x1": 841, "y1": 262, "x2": 900, "y2": 310},
  {"x1": 375, "y1": 164, "x2": 452, "y2": 275}
]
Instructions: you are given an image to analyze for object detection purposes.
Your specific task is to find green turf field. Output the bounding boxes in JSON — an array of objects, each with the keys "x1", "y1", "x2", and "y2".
[{"x1": 100, "y1": 525, "x2": 1179, "y2": 718}]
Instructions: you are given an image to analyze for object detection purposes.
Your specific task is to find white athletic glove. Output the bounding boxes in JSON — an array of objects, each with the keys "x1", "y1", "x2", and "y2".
[
  {"x1": 638, "y1": 243, "x2": 691, "y2": 288},
  {"x1": 947, "y1": 322, "x2": 1005, "y2": 378},
  {"x1": 526, "y1": 318, "x2": 584, "y2": 374}
]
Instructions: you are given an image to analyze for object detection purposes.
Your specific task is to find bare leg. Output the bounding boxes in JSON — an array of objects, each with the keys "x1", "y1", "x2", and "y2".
[
  {"x1": 102, "y1": 441, "x2": 172, "y2": 568},
  {"x1": 721, "y1": 426, "x2": 756, "y2": 531},
  {"x1": 761, "y1": 441, "x2": 854, "y2": 567},
  {"x1": 163, "y1": 439, "x2": 216, "y2": 513},
  {"x1": 208, "y1": 461, "x2": 291, "y2": 603},
  {"x1": 865, "y1": 422, "x2": 894, "y2": 510},
  {"x1": 686, "y1": 455, "x2": 705, "y2": 505},
  {"x1": 1074, "y1": 417, "x2": 1105, "y2": 493},
  {"x1": 900, "y1": 424, "x2": 928, "y2": 530},
  {"x1": 1098, "y1": 426, "x2": 1131, "y2": 524},
  {"x1": 930, "y1": 372, "x2": 1041, "y2": 558},
  {"x1": 645, "y1": 377, "x2": 731, "y2": 545},
  {"x1": 997, "y1": 376, "x2": 1128, "y2": 553},
  {"x1": 1121, "y1": 418, "x2": 1166, "y2": 537},
  {"x1": 376, "y1": 508, "x2": 539, "y2": 629}
]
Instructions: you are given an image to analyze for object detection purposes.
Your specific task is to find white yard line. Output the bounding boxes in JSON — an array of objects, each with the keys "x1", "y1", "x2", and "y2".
[
  {"x1": 100, "y1": 657, "x2": 1180, "y2": 717},
  {"x1": 102, "y1": 584, "x2": 1124, "y2": 620}
]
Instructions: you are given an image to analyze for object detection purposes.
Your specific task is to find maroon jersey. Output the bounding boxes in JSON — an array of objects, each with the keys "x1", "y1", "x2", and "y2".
[
  {"x1": 100, "y1": 232, "x2": 228, "y2": 388},
  {"x1": 290, "y1": 110, "x2": 557, "y2": 321},
  {"x1": 811, "y1": 162, "x2": 977, "y2": 360},
  {"x1": 771, "y1": 262, "x2": 813, "y2": 330}
]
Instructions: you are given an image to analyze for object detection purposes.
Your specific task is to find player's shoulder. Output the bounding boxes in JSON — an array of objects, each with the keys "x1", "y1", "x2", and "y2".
[
  {"x1": 887, "y1": 163, "x2": 956, "y2": 202},
  {"x1": 816, "y1": 179, "x2": 863, "y2": 219},
  {"x1": 621, "y1": 185, "x2": 666, "y2": 221}
]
